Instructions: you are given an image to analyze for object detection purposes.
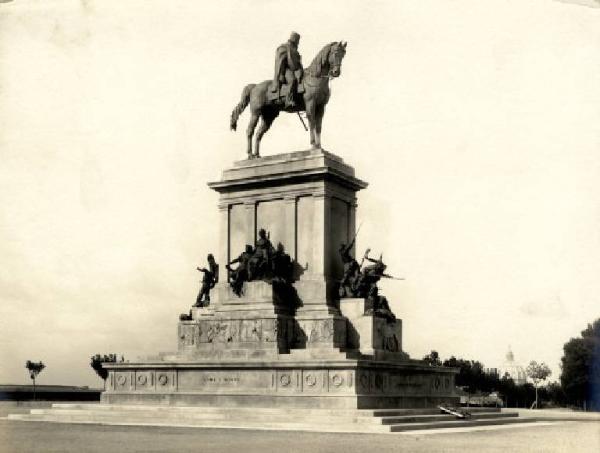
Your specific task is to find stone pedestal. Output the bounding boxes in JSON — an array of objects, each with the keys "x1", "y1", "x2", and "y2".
[
  {"x1": 208, "y1": 149, "x2": 367, "y2": 301},
  {"x1": 340, "y1": 298, "x2": 407, "y2": 361},
  {"x1": 178, "y1": 281, "x2": 296, "y2": 360},
  {"x1": 207, "y1": 149, "x2": 367, "y2": 355}
]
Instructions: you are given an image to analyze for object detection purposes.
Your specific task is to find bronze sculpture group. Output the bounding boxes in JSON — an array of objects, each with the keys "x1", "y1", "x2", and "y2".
[
  {"x1": 338, "y1": 244, "x2": 399, "y2": 323},
  {"x1": 226, "y1": 229, "x2": 294, "y2": 296},
  {"x1": 230, "y1": 32, "x2": 347, "y2": 158},
  {"x1": 193, "y1": 226, "x2": 398, "y2": 322}
]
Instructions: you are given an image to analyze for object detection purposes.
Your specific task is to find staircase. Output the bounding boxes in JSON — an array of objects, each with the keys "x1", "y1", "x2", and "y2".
[{"x1": 7, "y1": 404, "x2": 538, "y2": 433}]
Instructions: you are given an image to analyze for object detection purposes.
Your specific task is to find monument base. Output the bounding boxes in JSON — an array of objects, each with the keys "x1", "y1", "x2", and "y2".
[
  {"x1": 101, "y1": 357, "x2": 458, "y2": 409},
  {"x1": 103, "y1": 278, "x2": 458, "y2": 410}
]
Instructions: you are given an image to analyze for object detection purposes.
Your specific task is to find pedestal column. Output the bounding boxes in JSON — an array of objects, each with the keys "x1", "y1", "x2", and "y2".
[
  {"x1": 349, "y1": 199, "x2": 357, "y2": 257},
  {"x1": 243, "y1": 201, "x2": 257, "y2": 246},
  {"x1": 283, "y1": 196, "x2": 297, "y2": 259},
  {"x1": 309, "y1": 192, "x2": 330, "y2": 279},
  {"x1": 217, "y1": 204, "x2": 229, "y2": 285}
]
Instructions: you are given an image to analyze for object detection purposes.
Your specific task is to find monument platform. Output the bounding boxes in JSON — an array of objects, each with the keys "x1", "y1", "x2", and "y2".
[
  {"x1": 8, "y1": 404, "x2": 533, "y2": 433},
  {"x1": 101, "y1": 278, "x2": 457, "y2": 409}
]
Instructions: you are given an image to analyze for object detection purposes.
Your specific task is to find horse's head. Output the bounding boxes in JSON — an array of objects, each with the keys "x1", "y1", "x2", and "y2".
[
  {"x1": 309, "y1": 41, "x2": 347, "y2": 78},
  {"x1": 328, "y1": 41, "x2": 347, "y2": 78}
]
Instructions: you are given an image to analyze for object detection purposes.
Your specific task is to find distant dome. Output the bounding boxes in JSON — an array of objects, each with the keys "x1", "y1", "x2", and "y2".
[
  {"x1": 505, "y1": 349, "x2": 514, "y2": 362},
  {"x1": 498, "y1": 347, "x2": 527, "y2": 385}
]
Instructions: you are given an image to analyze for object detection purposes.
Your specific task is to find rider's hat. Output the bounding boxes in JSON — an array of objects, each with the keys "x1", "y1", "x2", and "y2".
[{"x1": 289, "y1": 32, "x2": 300, "y2": 45}]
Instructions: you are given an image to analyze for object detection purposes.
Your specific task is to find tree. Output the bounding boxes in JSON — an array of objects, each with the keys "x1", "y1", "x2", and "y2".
[
  {"x1": 442, "y1": 356, "x2": 495, "y2": 393},
  {"x1": 441, "y1": 356, "x2": 537, "y2": 408},
  {"x1": 544, "y1": 381, "x2": 567, "y2": 407},
  {"x1": 560, "y1": 318, "x2": 600, "y2": 410},
  {"x1": 25, "y1": 360, "x2": 45, "y2": 401},
  {"x1": 498, "y1": 373, "x2": 516, "y2": 407},
  {"x1": 526, "y1": 361, "x2": 551, "y2": 409},
  {"x1": 90, "y1": 354, "x2": 119, "y2": 389},
  {"x1": 422, "y1": 350, "x2": 442, "y2": 366}
]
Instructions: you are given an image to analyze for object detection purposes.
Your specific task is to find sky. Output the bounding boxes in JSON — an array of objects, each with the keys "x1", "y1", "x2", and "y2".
[{"x1": 0, "y1": 0, "x2": 599, "y2": 387}]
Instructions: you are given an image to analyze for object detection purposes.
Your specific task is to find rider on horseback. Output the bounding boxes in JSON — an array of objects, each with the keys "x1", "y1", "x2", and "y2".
[
  {"x1": 272, "y1": 32, "x2": 304, "y2": 109},
  {"x1": 230, "y1": 39, "x2": 346, "y2": 157}
]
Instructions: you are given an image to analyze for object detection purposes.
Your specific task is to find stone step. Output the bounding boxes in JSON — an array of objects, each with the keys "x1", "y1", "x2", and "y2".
[
  {"x1": 49, "y1": 403, "x2": 385, "y2": 417},
  {"x1": 33, "y1": 406, "x2": 514, "y2": 425},
  {"x1": 388, "y1": 417, "x2": 537, "y2": 432},
  {"x1": 28, "y1": 408, "x2": 381, "y2": 425},
  {"x1": 287, "y1": 349, "x2": 351, "y2": 360},
  {"x1": 6, "y1": 413, "x2": 391, "y2": 433},
  {"x1": 30, "y1": 404, "x2": 512, "y2": 425},
  {"x1": 372, "y1": 407, "x2": 501, "y2": 417},
  {"x1": 52, "y1": 403, "x2": 499, "y2": 416},
  {"x1": 379, "y1": 412, "x2": 517, "y2": 425},
  {"x1": 42, "y1": 404, "x2": 510, "y2": 425}
]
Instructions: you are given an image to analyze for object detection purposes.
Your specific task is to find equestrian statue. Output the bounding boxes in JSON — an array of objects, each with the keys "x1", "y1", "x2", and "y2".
[{"x1": 230, "y1": 32, "x2": 347, "y2": 159}]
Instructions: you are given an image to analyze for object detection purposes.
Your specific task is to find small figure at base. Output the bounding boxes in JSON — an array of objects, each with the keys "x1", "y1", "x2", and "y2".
[
  {"x1": 338, "y1": 238, "x2": 360, "y2": 297},
  {"x1": 350, "y1": 249, "x2": 403, "y2": 298},
  {"x1": 364, "y1": 286, "x2": 396, "y2": 324},
  {"x1": 226, "y1": 245, "x2": 254, "y2": 296},
  {"x1": 271, "y1": 242, "x2": 293, "y2": 283},
  {"x1": 194, "y1": 254, "x2": 219, "y2": 307},
  {"x1": 179, "y1": 309, "x2": 192, "y2": 321},
  {"x1": 249, "y1": 228, "x2": 275, "y2": 280}
]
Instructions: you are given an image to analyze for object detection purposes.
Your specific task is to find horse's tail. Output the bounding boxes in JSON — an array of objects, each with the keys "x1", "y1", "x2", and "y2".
[{"x1": 230, "y1": 84, "x2": 255, "y2": 131}]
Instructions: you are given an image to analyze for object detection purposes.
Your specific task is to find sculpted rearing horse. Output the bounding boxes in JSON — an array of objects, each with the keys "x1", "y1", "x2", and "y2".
[{"x1": 230, "y1": 41, "x2": 347, "y2": 159}]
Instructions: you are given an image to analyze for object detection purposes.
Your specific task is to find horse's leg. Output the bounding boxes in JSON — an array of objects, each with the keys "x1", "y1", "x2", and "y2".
[
  {"x1": 315, "y1": 104, "x2": 325, "y2": 149},
  {"x1": 305, "y1": 100, "x2": 317, "y2": 148},
  {"x1": 254, "y1": 110, "x2": 278, "y2": 158},
  {"x1": 246, "y1": 111, "x2": 259, "y2": 159}
]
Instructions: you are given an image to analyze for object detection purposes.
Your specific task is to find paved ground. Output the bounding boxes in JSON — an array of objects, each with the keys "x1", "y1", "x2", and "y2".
[
  {"x1": 517, "y1": 408, "x2": 600, "y2": 421},
  {"x1": 1, "y1": 403, "x2": 599, "y2": 453}
]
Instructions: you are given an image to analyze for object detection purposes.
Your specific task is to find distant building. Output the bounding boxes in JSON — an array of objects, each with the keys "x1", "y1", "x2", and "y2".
[
  {"x1": 497, "y1": 347, "x2": 527, "y2": 385},
  {"x1": 486, "y1": 367, "x2": 499, "y2": 378}
]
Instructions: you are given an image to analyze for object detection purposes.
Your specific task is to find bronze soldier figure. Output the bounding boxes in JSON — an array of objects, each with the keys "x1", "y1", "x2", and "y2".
[
  {"x1": 353, "y1": 251, "x2": 393, "y2": 297},
  {"x1": 365, "y1": 286, "x2": 396, "y2": 323},
  {"x1": 272, "y1": 32, "x2": 303, "y2": 109},
  {"x1": 226, "y1": 245, "x2": 254, "y2": 296},
  {"x1": 339, "y1": 238, "x2": 360, "y2": 297},
  {"x1": 194, "y1": 254, "x2": 219, "y2": 307},
  {"x1": 250, "y1": 228, "x2": 275, "y2": 280},
  {"x1": 271, "y1": 242, "x2": 293, "y2": 283},
  {"x1": 344, "y1": 249, "x2": 404, "y2": 298}
]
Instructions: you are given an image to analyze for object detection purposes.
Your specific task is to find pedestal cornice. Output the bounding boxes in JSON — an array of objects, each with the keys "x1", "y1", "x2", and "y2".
[{"x1": 208, "y1": 149, "x2": 368, "y2": 194}]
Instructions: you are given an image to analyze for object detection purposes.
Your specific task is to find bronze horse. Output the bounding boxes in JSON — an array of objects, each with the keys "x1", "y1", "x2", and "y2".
[{"x1": 230, "y1": 41, "x2": 347, "y2": 159}]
